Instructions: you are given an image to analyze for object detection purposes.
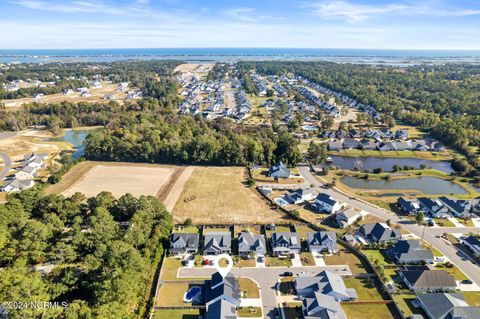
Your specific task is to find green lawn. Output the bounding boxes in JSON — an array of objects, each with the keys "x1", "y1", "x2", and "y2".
[
  {"x1": 266, "y1": 256, "x2": 292, "y2": 267},
  {"x1": 323, "y1": 248, "x2": 367, "y2": 274},
  {"x1": 433, "y1": 218, "x2": 455, "y2": 227},
  {"x1": 239, "y1": 277, "x2": 260, "y2": 298},
  {"x1": 434, "y1": 263, "x2": 469, "y2": 281},
  {"x1": 174, "y1": 225, "x2": 200, "y2": 234},
  {"x1": 237, "y1": 307, "x2": 262, "y2": 317},
  {"x1": 393, "y1": 294, "x2": 426, "y2": 317},
  {"x1": 160, "y1": 257, "x2": 183, "y2": 280},
  {"x1": 362, "y1": 249, "x2": 393, "y2": 266},
  {"x1": 155, "y1": 282, "x2": 191, "y2": 307},
  {"x1": 343, "y1": 277, "x2": 385, "y2": 301},
  {"x1": 153, "y1": 309, "x2": 200, "y2": 319},
  {"x1": 342, "y1": 303, "x2": 400, "y2": 319}
]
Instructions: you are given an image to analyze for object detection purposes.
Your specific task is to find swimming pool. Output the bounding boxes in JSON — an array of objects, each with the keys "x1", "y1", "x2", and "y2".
[{"x1": 184, "y1": 286, "x2": 202, "y2": 303}]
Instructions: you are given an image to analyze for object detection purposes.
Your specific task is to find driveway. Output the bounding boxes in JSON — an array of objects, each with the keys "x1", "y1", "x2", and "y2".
[
  {"x1": 0, "y1": 151, "x2": 12, "y2": 181},
  {"x1": 447, "y1": 217, "x2": 464, "y2": 228},
  {"x1": 297, "y1": 166, "x2": 480, "y2": 287},
  {"x1": 178, "y1": 265, "x2": 351, "y2": 319}
]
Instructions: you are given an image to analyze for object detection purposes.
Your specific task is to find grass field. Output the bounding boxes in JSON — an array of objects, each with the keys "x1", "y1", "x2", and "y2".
[
  {"x1": 46, "y1": 161, "x2": 177, "y2": 198},
  {"x1": 342, "y1": 303, "x2": 400, "y2": 319},
  {"x1": 393, "y1": 294, "x2": 424, "y2": 317},
  {"x1": 343, "y1": 277, "x2": 384, "y2": 300},
  {"x1": 153, "y1": 309, "x2": 200, "y2": 319},
  {"x1": 173, "y1": 166, "x2": 286, "y2": 224},
  {"x1": 265, "y1": 256, "x2": 292, "y2": 267},
  {"x1": 237, "y1": 307, "x2": 262, "y2": 317},
  {"x1": 155, "y1": 282, "x2": 191, "y2": 307},
  {"x1": 323, "y1": 248, "x2": 367, "y2": 274}
]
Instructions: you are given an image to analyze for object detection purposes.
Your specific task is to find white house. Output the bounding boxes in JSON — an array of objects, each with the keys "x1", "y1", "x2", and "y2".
[
  {"x1": 315, "y1": 193, "x2": 342, "y2": 214},
  {"x1": 335, "y1": 207, "x2": 363, "y2": 228},
  {"x1": 15, "y1": 165, "x2": 38, "y2": 180}
]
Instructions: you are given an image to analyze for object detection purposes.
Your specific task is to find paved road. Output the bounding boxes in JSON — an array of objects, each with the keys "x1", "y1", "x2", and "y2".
[
  {"x1": 297, "y1": 166, "x2": 480, "y2": 286},
  {"x1": 0, "y1": 151, "x2": 12, "y2": 181},
  {"x1": 179, "y1": 265, "x2": 351, "y2": 319}
]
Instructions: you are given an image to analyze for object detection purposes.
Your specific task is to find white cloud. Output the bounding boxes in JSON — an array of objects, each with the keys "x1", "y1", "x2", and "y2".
[
  {"x1": 305, "y1": 0, "x2": 480, "y2": 22},
  {"x1": 224, "y1": 7, "x2": 277, "y2": 23}
]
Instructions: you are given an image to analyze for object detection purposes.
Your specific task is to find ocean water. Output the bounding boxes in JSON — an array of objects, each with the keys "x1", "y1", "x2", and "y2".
[{"x1": 1, "y1": 48, "x2": 480, "y2": 64}]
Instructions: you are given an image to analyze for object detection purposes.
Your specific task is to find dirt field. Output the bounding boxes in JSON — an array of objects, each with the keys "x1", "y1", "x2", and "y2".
[
  {"x1": 0, "y1": 129, "x2": 71, "y2": 162},
  {"x1": 48, "y1": 161, "x2": 177, "y2": 198},
  {"x1": 3, "y1": 82, "x2": 131, "y2": 110},
  {"x1": 174, "y1": 63, "x2": 214, "y2": 80},
  {"x1": 172, "y1": 166, "x2": 286, "y2": 224}
]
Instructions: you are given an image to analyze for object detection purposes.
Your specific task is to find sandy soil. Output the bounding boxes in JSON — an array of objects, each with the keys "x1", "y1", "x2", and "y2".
[{"x1": 61, "y1": 163, "x2": 175, "y2": 198}]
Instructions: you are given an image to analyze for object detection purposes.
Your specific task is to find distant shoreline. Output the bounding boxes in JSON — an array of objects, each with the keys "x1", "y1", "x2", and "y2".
[{"x1": 1, "y1": 48, "x2": 480, "y2": 65}]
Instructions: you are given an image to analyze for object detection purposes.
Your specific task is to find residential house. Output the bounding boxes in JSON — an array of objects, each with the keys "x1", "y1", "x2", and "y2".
[
  {"x1": 237, "y1": 231, "x2": 266, "y2": 258},
  {"x1": 268, "y1": 162, "x2": 291, "y2": 179},
  {"x1": 307, "y1": 231, "x2": 338, "y2": 254},
  {"x1": 302, "y1": 292, "x2": 346, "y2": 319},
  {"x1": 438, "y1": 197, "x2": 472, "y2": 219},
  {"x1": 169, "y1": 233, "x2": 199, "y2": 255},
  {"x1": 343, "y1": 138, "x2": 360, "y2": 149},
  {"x1": 286, "y1": 188, "x2": 317, "y2": 204},
  {"x1": 395, "y1": 129, "x2": 409, "y2": 140},
  {"x1": 205, "y1": 272, "x2": 240, "y2": 319},
  {"x1": 314, "y1": 193, "x2": 341, "y2": 214},
  {"x1": 327, "y1": 140, "x2": 343, "y2": 151},
  {"x1": 0, "y1": 179, "x2": 34, "y2": 192},
  {"x1": 359, "y1": 223, "x2": 401, "y2": 243},
  {"x1": 418, "y1": 198, "x2": 451, "y2": 218},
  {"x1": 399, "y1": 269, "x2": 456, "y2": 292},
  {"x1": 416, "y1": 293, "x2": 480, "y2": 319},
  {"x1": 461, "y1": 236, "x2": 480, "y2": 257},
  {"x1": 359, "y1": 139, "x2": 378, "y2": 150},
  {"x1": 14, "y1": 165, "x2": 38, "y2": 180},
  {"x1": 335, "y1": 207, "x2": 363, "y2": 228},
  {"x1": 397, "y1": 197, "x2": 425, "y2": 216},
  {"x1": 270, "y1": 232, "x2": 301, "y2": 256},
  {"x1": 295, "y1": 271, "x2": 357, "y2": 301},
  {"x1": 204, "y1": 232, "x2": 231, "y2": 255},
  {"x1": 387, "y1": 240, "x2": 434, "y2": 264}
]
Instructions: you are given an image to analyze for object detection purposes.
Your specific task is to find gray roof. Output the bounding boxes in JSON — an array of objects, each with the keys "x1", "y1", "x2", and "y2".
[
  {"x1": 417, "y1": 293, "x2": 480, "y2": 319},
  {"x1": 169, "y1": 233, "x2": 199, "y2": 252},
  {"x1": 400, "y1": 270, "x2": 456, "y2": 289},
  {"x1": 206, "y1": 298, "x2": 238, "y2": 319},
  {"x1": 271, "y1": 232, "x2": 301, "y2": 250},
  {"x1": 307, "y1": 231, "x2": 337, "y2": 248},
  {"x1": 296, "y1": 271, "x2": 357, "y2": 300},
  {"x1": 204, "y1": 232, "x2": 231, "y2": 252},
  {"x1": 360, "y1": 223, "x2": 401, "y2": 242},
  {"x1": 388, "y1": 239, "x2": 434, "y2": 262},
  {"x1": 238, "y1": 231, "x2": 266, "y2": 254},
  {"x1": 316, "y1": 193, "x2": 337, "y2": 206},
  {"x1": 303, "y1": 292, "x2": 346, "y2": 319}
]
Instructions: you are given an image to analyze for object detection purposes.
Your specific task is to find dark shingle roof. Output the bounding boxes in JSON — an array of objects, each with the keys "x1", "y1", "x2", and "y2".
[
  {"x1": 400, "y1": 270, "x2": 456, "y2": 289},
  {"x1": 417, "y1": 293, "x2": 480, "y2": 319}
]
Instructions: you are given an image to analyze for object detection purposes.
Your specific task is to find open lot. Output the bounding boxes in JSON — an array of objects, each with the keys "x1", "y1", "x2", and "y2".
[
  {"x1": 47, "y1": 161, "x2": 177, "y2": 198},
  {"x1": 173, "y1": 166, "x2": 286, "y2": 224},
  {"x1": 3, "y1": 82, "x2": 130, "y2": 110}
]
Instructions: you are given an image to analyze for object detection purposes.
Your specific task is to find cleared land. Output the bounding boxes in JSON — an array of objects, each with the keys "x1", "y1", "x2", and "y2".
[
  {"x1": 47, "y1": 161, "x2": 177, "y2": 198},
  {"x1": 3, "y1": 83, "x2": 130, "y2": 110},
  {"x1": 172, "y1": 166, "x2": 286, "y2": 224}
]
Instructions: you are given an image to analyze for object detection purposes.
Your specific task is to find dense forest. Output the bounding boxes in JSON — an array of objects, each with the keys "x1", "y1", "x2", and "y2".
[
  {"x1": 238, "y1": 61, "x2": 480, "y2": 175},
  {"x1": 0, "y1": 188, "x2": 172, "y2": 318},
  {"x1": 84, "y1": 114, "x2": 302, "y2": 166}
]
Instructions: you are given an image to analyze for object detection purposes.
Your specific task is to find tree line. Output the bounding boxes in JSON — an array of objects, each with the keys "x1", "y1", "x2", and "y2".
[{"x1": 0, "y1": 188, "x2": 173, "y2": 319}]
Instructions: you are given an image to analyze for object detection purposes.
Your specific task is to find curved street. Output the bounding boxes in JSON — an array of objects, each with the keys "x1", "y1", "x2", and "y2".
[
  {"x1": 0, "y1": 151, "x2": 12, "y2": 181},
  {"x1": 297, "y1": 166, "x2": 480, "y2": 287}
]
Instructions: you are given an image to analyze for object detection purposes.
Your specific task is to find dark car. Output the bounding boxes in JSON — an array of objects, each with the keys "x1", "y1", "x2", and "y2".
[
  {"x1": 281, "y1": 271, "x2": 293, "y2": 277},
  {"x1": 462, "y1": 279, "x2": 473, "y2": 284}
]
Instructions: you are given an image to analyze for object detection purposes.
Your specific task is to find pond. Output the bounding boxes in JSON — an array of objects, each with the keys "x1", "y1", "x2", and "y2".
[
  {"x1": 58, "y1": 130, "x2": 89, "y2": 159},
  {"x1": 330, "y1": 155, "x2": 454, "y2": 174},
  {"x1": 340, "y1": 176, "x2": 467, "y2": 195}
]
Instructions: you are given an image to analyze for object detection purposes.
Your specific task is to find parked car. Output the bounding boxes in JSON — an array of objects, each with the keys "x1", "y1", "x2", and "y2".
[{"x1": 280, "y1": 271, "x2": 293, "y2": 277}]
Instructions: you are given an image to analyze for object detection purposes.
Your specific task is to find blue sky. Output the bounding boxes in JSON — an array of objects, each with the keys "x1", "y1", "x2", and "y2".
[{"x1": 1, "y1": 0, "x2": 480, "y2": 49}]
